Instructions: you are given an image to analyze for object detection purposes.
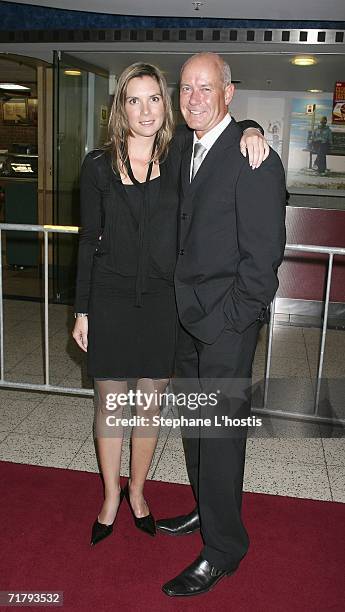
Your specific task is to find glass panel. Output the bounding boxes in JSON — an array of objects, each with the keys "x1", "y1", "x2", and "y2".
[
  {"x1": 0, "y1": 56, "x2": 40, "y2": 300},
  {"x1": 53, "y1": 52, "x2": 109, "y2": 304}
]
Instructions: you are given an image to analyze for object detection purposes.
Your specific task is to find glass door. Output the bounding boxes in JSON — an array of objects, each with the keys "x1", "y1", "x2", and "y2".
[{"x1": 53, "y1": 51, "x2": 109, "y2": 303}]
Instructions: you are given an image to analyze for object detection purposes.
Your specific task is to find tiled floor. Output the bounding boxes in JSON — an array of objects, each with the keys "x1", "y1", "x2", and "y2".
[{"x1": 0, "y1": 300, "x2": 344, "y2": 503}]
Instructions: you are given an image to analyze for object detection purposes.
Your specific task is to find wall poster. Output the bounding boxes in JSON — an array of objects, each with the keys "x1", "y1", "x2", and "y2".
[
  {"x1": 287, "y1": 98, "x2": 345, "y2": 195},
  {"x1": 332, "y1": 82, "x2": 345, "y2": 124},
  {"x1": 247, "y1": 96, "x2": 285, "y2": 157}
]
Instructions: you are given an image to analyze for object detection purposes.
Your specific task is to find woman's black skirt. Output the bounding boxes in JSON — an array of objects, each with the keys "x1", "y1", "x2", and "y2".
[{"x1": 87, "y1": 279, "x2": 177, "y2": 380}]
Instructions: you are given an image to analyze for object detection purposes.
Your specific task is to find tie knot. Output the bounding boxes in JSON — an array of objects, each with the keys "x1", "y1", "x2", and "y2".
[{"x1": 193, "y1": 142, "x2": 207, "y2": 160}]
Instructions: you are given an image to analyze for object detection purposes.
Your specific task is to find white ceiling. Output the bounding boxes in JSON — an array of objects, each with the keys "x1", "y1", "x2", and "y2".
[
  {"x1": 61, "y1": 51, "x2": 345, "y2": 92},
  {"x1": 5, "y1": 0, "x2": 345, "y2": 21},
  {"x1": 1, "y1": 51, "x2": 344, "y2": 93}
]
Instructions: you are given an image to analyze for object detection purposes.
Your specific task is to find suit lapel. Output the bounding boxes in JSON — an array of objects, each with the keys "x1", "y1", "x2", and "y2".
[
  {"x1": 181, "y1": 143, "x2": 193, "y2": 196},
  {"x1": 181, "y1": 119, "x2": 242, "y2": 198}
]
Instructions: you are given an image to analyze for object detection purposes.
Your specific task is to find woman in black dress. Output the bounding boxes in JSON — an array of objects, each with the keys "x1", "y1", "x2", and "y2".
[{"x1": 72, "y1": 62, "x2": 267, "y2": 545}]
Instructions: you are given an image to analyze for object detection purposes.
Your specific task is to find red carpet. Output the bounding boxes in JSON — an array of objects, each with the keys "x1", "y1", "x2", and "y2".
[{"x1": 0, "y1": 461, "x2": 344, "y2": 612}]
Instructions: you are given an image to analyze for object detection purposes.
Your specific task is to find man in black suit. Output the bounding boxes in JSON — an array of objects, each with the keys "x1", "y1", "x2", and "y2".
[{"x1": 158, "y1": 52, "x2": 286, "y2": 597}]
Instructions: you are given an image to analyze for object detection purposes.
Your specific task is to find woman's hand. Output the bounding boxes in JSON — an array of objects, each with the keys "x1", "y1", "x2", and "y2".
[
  {"x1": 72, "y1": 316, "x2": 88, "y2": 352},
  {"x1": 240, "y1": 128, "x2": 270, "y2": 169}
]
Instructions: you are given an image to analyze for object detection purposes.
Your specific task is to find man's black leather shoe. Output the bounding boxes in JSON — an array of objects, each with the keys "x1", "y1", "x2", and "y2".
[
  {"x1": 156, "y1": 507, "x2": 199, "y2": 536},
  {"x1": 162, "y1": 555, "x2": 237, "y2": 597}
]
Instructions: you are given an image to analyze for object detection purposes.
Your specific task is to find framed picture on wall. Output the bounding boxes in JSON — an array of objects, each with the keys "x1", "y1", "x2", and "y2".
[
  {"x1": 247, "y1": 96, "x2": 285, "y2": 157},
  {"x1": 100, "y1": 105, "x2": 108, "y2": 127},
  {"x1": 287, "y1": 97, "x2": 345, "y2": 196},
  {"x1": 3, "y1": 99, "x2": 27, "y2": 122}
]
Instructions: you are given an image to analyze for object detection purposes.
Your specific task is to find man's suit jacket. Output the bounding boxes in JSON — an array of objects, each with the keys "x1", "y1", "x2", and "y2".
[{"x1": 174, "y1": 118, "x2": 286, "y2": 345}]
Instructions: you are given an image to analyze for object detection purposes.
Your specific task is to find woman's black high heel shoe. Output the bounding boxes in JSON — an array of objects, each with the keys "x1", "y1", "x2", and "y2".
[
  {"x1": 91, "y1": 489, "x2": 124, "y2": 546},
  {"x1": 123, "y1": 483, "x2": 156, "y2": 537}
]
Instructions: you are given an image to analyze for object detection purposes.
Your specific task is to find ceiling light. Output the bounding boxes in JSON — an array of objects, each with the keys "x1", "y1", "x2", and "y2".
[
  {"x1": 307, "y1": 89, "x2": 323, "y2": 93},
  {"x1": 64, "y1": 69, "x2": 81, "y2": 76},
  {"x1": 291, "y1": 56, "x2": 317, "y2": 66},
  {"x1": 0, "y1": 83, "x2": 30, "y2": 90}
]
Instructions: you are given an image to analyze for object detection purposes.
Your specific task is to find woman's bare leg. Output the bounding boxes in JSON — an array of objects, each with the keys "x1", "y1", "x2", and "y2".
[
  {"x1": 129, "y1": 378, "x2": 169, "y2": 517},
  {"x1": 94, "y1": 379, "x2": 127, "y2": 525}
]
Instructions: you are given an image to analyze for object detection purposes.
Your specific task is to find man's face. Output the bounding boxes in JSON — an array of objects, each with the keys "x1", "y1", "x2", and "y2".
[{"x1": 179, "y1": 56, "x2": 234, "y2": 138}]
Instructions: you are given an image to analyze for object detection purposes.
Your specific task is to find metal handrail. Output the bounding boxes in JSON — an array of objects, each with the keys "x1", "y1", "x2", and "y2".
[
  {"x1": 0, "y1": 224, "x2": 87, "y2": 395},
  {"x1": 262, "y1": 243, "x2": 345, "y2": 426},
  {"x1": 0, "y1": 224, "x2": 344, "y2": 424}
]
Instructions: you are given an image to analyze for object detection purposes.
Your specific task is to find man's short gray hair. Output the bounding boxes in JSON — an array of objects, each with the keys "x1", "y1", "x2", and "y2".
[
  {"x1": 222, "y1": 61, "x2": 232, "y2": 87},
  {"x1": 180, "y1": 52, "x2": 232, "y2": 88}
]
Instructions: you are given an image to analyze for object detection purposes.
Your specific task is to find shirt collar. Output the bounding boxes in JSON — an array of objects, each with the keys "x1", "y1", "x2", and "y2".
[{"x1": 193, "y1": 113, "x2": 231, "y2": 151}]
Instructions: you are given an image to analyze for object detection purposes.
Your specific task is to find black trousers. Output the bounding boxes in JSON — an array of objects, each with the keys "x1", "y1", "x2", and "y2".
[{"x1": 174, "y1": 319, "x2": 260, "y2": 571}]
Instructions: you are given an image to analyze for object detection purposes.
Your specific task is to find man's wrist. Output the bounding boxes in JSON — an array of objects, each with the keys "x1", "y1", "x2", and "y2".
[{"x1": 74, "y1": 313, "x2": 88, "y2": 318}]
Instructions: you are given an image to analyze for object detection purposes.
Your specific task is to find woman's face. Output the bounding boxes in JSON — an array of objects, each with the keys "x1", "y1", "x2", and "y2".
[{"x1": 124, "y1": 75, "x2": 165, "y2": 139}]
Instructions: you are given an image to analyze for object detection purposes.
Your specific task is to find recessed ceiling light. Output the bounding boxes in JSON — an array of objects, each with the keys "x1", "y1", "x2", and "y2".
[
  {"x1": 307, "y1": 89, "x2": 323, "y2": 93},
  {"x1": 64, "y1": 69, "x2": 81, "y2": 76},
  {"x1": 291, "y1": 56, "x2": 317, "y2": 66},
  {"x1": 0, "y1": 83, "x2": 30, "y2": 90}
]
